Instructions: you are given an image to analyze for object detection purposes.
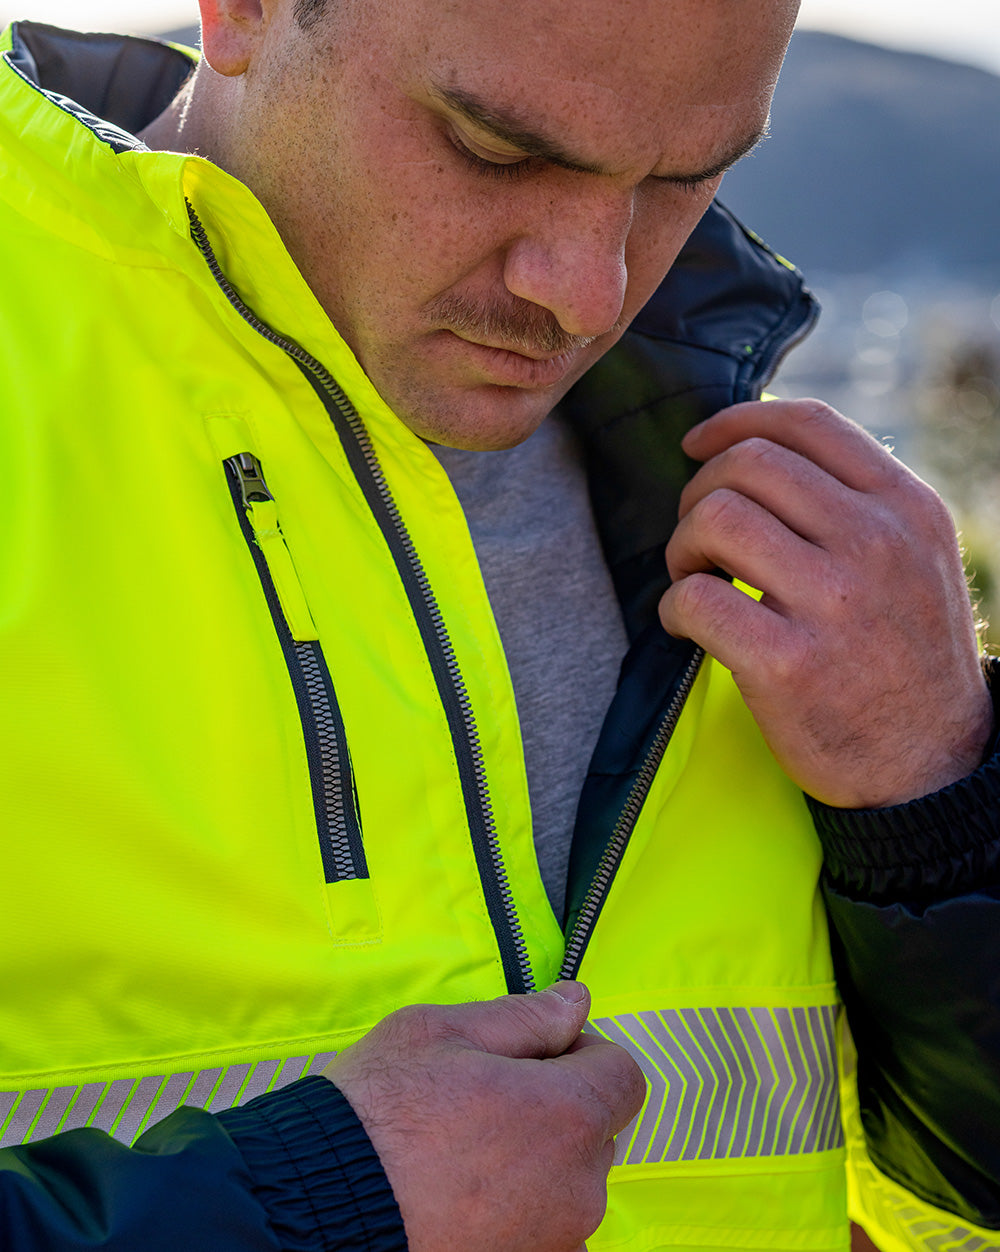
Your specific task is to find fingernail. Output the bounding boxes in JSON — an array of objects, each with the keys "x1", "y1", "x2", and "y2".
[
  {"x1": 543, "y1": 980, "x2": 587, "y2": 1004},
  {"x1": 682, "y1": 420, "x2": 705, "y2": 442}
]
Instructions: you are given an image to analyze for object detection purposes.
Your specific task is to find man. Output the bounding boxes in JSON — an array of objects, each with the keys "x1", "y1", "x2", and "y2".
[{"x1": 0, "y1": 0, "x2": 998, "y2": 1249}]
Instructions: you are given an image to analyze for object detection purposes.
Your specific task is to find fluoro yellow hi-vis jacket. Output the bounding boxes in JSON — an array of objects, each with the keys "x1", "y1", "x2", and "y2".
[{"x1": 2, "y1": 21, "x2": 1000, "y2": 1252}]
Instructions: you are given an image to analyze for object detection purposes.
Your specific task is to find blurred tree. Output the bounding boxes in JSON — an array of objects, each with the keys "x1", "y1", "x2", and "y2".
[{"x1": 913, "y1": 329, "x2": 1000, "y2": 650}]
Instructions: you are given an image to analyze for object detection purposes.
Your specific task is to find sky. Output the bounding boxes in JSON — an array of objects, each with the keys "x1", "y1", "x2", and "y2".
[{"x1": 2, "y1": 0, "x2": 1000, "y2": 77}]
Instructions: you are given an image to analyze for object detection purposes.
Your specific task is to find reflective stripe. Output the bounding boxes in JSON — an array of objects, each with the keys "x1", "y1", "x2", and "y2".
[
  {"x1": 593, "y1": 1005, "x2": 842, "y2": 1165},
  {"x1": 1, "y1": 1089, "x2": 46, "y2": 1148},
  {"x1": 92, "y1": 1078, "x2": 135, "y2": 1134},
  {"x1": 0, "y1": 1049, "x2": 337, "y2": 1148},
  {"x1": 0, "y1": 1092, "x2": 17, "y2": 1127},
  {"x1": 31, "y1": 1086, "x2": 78, "y2": 1141},
  {"x1": 306, "y1": 1051, "x2": 336, "y2": 1075}
]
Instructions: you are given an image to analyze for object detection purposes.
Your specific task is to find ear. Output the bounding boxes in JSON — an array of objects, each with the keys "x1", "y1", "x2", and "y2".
[{"x1": 198, "y1": 0, "x2": 266, "y2": 77}]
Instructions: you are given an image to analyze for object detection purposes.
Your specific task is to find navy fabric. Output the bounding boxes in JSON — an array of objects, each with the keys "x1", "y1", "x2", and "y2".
[
  {"x1": 12, "y1": 21, "x2": 194, "y2": 137},
  {"x1": 0, "y1": 1080, "x2": 405, "y2": 1252},
  {"x1": 2, "y1": 1108, "x2": 282, "y2": 1251},
  {"x1": 811, "y1": 658, "x2": 1000, "y2": 1228}
]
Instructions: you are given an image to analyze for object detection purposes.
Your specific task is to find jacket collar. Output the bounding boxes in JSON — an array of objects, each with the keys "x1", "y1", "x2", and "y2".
[{"x1": 7, "y1": 20, "x2": 194, "y2": 151}]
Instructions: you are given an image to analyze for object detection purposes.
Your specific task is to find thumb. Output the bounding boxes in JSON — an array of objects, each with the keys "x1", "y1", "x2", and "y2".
[{"x1": 442, "y1": 981, "x2": 592, "y2": 1060}]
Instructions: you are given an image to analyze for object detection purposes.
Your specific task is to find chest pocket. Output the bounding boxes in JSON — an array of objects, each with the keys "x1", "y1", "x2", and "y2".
[{"x1": 208, "y1": 416, "x2": 380, "y2": 944}]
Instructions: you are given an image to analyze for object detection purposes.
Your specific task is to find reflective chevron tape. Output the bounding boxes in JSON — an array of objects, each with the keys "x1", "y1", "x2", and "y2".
[
  {"x1": 593, "y1": 1005, "x2": 842, "y2": 1165},
  {"x1": 0, "y1": 1051, "x2": 337, "y2": 1149}
]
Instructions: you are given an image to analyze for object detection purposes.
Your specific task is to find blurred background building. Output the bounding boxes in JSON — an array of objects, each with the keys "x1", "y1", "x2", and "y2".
[{"x1": 4, "y1": 0, "x2": 999, "y2": 640}]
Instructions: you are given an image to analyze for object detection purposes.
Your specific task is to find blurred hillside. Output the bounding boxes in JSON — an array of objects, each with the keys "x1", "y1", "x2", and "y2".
[
  {"x1": 160, "y1": 23, "x2": 198, "y2": 44},
  {"x1": 721, "y1": 31, "x2": 1000, "y2": 645},
  {"x1": 723, "y1": 30, "x2": 1000, "y2": 282}
]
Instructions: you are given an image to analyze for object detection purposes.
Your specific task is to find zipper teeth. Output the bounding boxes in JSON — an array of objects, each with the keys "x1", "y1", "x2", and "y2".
[
  {"x1": 295, "y1": 642, "x2": 354, "y2": 878},
  {"x1": 560, "y1": 647, "x2": 704, "y2": 980},
  {"x1": 189, "y1": 205, "x2": 533, "y2": 989},
  {"x1": 225, "y1": 454, "x2": 364, "y2": 883}
]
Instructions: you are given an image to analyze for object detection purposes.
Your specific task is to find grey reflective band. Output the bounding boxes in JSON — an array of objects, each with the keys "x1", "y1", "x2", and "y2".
[
  {"x1": 853, "y1": 1143, "x2": 1000, "y2": 1252},
  {"x1": 0, "y1": 1051, "x2": 336, "y2": 1148},
  {"x1": 593, "y1": 1005, "x2": 843, "y2": 1164}
]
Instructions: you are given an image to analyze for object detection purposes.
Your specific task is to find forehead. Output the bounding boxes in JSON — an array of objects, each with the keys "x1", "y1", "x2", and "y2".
[{"x1": 376, "y1": 0, "x2": 797, "y2": 172}]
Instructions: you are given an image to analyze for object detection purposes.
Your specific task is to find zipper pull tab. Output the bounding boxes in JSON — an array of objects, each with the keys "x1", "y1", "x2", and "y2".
[{"x1": 228, "y1": 452, "x2": 274, "y2": 508}]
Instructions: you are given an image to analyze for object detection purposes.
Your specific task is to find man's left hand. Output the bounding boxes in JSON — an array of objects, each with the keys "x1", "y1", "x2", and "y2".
[{"x1": 658, "y1": 398, "x2": 993, "y2": 808}]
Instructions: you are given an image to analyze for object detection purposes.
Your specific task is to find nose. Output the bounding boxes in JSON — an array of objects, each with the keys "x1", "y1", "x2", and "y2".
[{"x1": 502, "y1": 187, "x2": 632, "y2": 340}]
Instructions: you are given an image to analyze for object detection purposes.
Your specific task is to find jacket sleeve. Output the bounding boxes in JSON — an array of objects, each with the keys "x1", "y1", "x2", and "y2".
[
  {"x1": 0, "y1": 1076, "x2": 406, "y2": 1252},
  {"x1": 807, "y1": 656, "x2": 1000, "y2": 1232}
]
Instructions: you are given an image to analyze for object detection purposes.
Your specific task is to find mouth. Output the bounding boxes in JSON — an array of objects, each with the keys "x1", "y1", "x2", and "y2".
[{"x1": 441, "y1": 330, "x2": 582, "y2": 388}]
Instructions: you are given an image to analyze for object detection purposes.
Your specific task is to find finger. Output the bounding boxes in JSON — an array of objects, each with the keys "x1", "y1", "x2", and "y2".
[
  {"x1": 554, "y1": 1034, "x2": 647, "y2": 1136},
  {"x1": 432, "y1": 982, "x2": 592, "y2": 1060},
  {"x1": 676, "y1": 434, "x2": 860, "y2": 548},
  {"x1": 667, "y1": 487, "x2": 821, "y2": 605},
  {"x1": 682, "y1": 398, "x2": 901, "y2": 493},
  {"x1": 564, "y1": 1030, "x2": 609, "y2": 1056},
  {"x1": 659, "y1": 573, "x2": 792, "y2": 679}
]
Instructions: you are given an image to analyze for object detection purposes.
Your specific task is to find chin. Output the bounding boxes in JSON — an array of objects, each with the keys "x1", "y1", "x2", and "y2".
[
  {"x1": 392, "y1": 388, "x2": 558, "y2": 453},
  {"x1": 396, "y1": 385, "x2": 568, "y2": 451}
]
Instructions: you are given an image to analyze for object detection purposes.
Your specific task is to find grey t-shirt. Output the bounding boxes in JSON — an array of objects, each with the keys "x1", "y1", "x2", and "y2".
[{"x1": 432, "y1": 413, "x2": 629, "y2": 918}]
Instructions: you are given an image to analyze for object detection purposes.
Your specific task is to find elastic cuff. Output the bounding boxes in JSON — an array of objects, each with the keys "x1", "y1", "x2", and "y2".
[
  {"x1": 807, "y1": 656, "x2": 1000, "y2": 900},
  {"x1": 218, "y1": 1076, "x2": 406, "y2": 1252}
]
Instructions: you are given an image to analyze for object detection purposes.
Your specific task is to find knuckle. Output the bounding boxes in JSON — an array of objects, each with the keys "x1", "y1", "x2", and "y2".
[
  {"x1": 503, "y1": 993, "x2": 562, "y2": 1053},
  {"x1": 385, "y1": 1001, "x2": 439, "y2": 1047},
  {"x1": 913, "y1": 480, "x2": 955, "y2": 534},
  {"x1": 694, "y1": 487, "x2": 746, "y2": 537},
  {"x1": 854, "y1": 512, "x2": 909, "y2": 564},
  {"x1": 730, "y1": 435, "x2": 778, "y2": 470},
  {"x1": 558, "y1": 1094, "x2": 595, "y2": 1143},
  {"x1": 794, "y1": 396, "x2": 841, "y2": 428},
  {"x1": 671, "y1": 571, "x2": 724, "y2": 622},
  {"x1": 758, "y1": 628, "x2": 814, "y2": 687}
]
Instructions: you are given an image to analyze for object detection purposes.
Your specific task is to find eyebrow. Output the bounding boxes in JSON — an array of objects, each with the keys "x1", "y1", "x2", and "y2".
[{"x1": 430, "y1": 82, "x2": 769, "y2": 183}]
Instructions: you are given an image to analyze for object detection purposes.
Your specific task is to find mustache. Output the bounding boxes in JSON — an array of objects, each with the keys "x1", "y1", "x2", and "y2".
[{"x1": 427, "y1": 292, "x2": 599, "y2": 358}]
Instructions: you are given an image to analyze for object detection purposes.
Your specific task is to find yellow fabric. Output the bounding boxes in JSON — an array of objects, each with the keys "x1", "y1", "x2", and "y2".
[{"x1": 0, "y1": 27, "x2": 965, "y2": 1248}]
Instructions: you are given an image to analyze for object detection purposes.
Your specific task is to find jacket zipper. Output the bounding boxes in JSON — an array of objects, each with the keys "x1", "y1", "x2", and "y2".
[
  {"x1": 559, "y1": 249, "x2": 817, "y2": 978},
  {"x1": 189, "y1": 203, "x2": 534, "y2": 994},
  {"x1": 559, "y1": 647, "x2": 705, "y2": 980},
  {"x1": 225, "y1": 451, "x2": 367, "y2": 885}
]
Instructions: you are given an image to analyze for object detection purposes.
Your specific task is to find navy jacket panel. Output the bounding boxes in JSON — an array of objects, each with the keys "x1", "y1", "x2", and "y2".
[{"x1": 810, "y1": 658, "x2": 1000, "y2": 1228}]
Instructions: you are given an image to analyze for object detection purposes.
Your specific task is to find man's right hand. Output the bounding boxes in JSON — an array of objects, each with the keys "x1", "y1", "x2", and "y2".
[{"x1": 322, "y1": 982, "x2": 645, "y2": 1252}]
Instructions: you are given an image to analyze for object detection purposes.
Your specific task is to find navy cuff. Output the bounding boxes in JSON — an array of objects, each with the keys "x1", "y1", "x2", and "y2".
[
  {"x1": 218, "y1": 1076, "x2": 406, "y2": 1252},
  {"x1": 807, "y1": 656, "x2": 1000, "y2": 902}
]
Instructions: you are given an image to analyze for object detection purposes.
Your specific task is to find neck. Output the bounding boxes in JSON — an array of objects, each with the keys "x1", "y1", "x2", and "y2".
[{"x1": 138, "y1": 64, "x2": 231, "y2": 161}]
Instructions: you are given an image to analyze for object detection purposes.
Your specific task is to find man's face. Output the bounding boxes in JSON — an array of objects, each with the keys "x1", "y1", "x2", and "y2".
[{"x1": 227, "y1": 0, "x2": 797, "y2": 448}]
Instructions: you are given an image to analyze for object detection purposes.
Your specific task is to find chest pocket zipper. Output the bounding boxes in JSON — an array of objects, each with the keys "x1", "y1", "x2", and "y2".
[{"x1": 223, "y1": 452, "x2": 369, "y2": 890}]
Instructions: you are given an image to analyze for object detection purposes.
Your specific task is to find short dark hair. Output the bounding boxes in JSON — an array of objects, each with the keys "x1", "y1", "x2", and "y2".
[{"x1": 294, "y1": 0, "x2": 330, "y2": 30}]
